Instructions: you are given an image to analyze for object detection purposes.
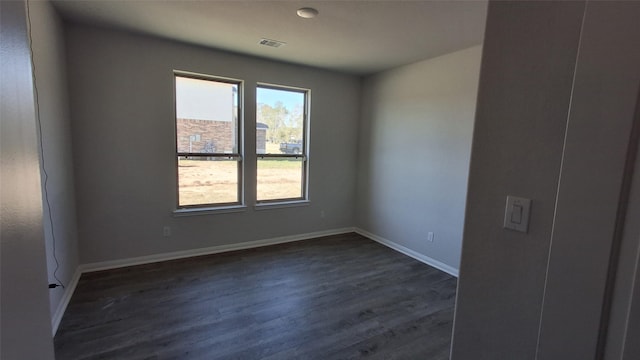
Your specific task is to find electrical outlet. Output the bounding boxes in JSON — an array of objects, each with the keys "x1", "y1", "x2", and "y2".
[
  {"x1": 427, "y1": 232, "x2": 434, "y2": 242},
  {"x1": 163, "y1": 226, "x2": 171, "y2": 237}
]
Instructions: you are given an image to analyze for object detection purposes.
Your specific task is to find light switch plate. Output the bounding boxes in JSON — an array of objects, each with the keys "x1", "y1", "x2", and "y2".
[{"x1": 504, "y1": 196, "x2": 531, "y2": 233}]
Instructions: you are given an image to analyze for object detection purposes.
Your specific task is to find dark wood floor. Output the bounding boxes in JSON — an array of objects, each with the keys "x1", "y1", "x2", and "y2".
[{"x1": 55, "y1": 233, "x2": 457, "y2": 359}]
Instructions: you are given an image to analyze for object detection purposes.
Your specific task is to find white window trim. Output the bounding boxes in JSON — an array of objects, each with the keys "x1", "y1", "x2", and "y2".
[
  {"x1": 173, "y1": 205, "x2": 247, "y2": 217},
  {"x1": 254, "y1": 200, "x2": 310, "y2": 211},
  {"x1": 255, "y1": 82, "x2": 311, "y2": 205},
  {"x1": 173, "y1": 70, "x2": 245, "y2": 210}
]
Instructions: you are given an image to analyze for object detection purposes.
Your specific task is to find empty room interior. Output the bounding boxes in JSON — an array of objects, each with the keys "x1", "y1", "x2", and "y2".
[{"x1": 2, "y1": 0, "x2": 640, "y2": 359}]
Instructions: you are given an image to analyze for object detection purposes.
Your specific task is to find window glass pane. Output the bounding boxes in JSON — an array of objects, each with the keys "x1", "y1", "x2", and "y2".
[
  {"x1": 257, "y1": 158, "x2": 303, "y2": 201},
  {"x1": 256, "y1": 87, "x2": 304, "y2": 155},
  {"x1": 176, "y1": 76, "x2": 238, "y2": 154},
  {"x1": 178, "y1": 158, "x2": 239, "y2": 206}
]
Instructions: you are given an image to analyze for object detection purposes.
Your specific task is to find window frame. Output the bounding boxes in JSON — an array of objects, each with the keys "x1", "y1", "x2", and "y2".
[
  {"x1": 255, "y1": 83, "x2": 310, "y2": 205},
  {"x1": 173, "y1": 71, "x2": 244, "y2": 209}
]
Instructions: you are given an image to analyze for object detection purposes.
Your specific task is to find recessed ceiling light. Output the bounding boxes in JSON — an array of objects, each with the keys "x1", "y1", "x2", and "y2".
[{"x1": 297, "y1": 7, "x2": 319, "y2": 19}]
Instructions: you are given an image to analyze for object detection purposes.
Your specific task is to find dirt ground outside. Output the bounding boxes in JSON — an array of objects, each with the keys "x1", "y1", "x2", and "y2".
[{"x1": 178, "y1": 157, "x2": 303, "y2": 206}]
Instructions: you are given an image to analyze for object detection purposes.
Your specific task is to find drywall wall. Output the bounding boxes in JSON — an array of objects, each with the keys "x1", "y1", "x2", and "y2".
[
  {"x1": 606, "y1": 117, "x2": 640, "y2": 360},
  {"x1": 537, "y1": 2, "x2": 640, "y2": 358},
  {"x1": 356, "y1": 45, "x2": 482, "y2": 271},
  {"x1": 452, "y1": 1, "x2": 640, "y2": 359},
  {"x1": 29, "y1": 0, "x2": 80, "y2": 329},
  {"x1": 0, "y1": 0, "x2": 55, "y2": 358},
  {"x1": 624, "y1": 259, "x2": 640, "y2": 360},
  {"x1": 450, "y1": 1, "x2": 585, "y2": 359},
  {"x1": 65, "y1": 24, "x2": 360, "y2": 264}
]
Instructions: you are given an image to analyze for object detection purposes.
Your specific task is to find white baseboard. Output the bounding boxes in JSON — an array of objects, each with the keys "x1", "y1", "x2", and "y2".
[
  {"x1": 79, "y1": 227, "x2": 355, "y2": 273},
  {"x1": 51, "y1": 267, "x2": 81, "y2": 335},
  {"x1": 354, "y1": 227, "x2": 459, "y2": 277}
]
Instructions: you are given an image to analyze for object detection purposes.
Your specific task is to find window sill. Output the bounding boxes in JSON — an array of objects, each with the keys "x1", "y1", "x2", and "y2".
[
  {"x1": 254, "y1": 200, "x2": 310, "y2": 211},
  {"x1": 173, "y1": 205, "x2": 247, "y2": 217}
]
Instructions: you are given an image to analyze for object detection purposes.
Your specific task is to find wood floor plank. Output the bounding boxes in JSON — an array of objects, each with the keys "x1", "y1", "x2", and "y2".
[{"x1": 54, "y1": 233, "x2": 457, "y2": 359}]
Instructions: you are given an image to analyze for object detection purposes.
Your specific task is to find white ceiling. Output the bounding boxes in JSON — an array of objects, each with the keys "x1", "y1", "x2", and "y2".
[{"x1": 51, "y1": 0, "x2": 488, "y2": 75}]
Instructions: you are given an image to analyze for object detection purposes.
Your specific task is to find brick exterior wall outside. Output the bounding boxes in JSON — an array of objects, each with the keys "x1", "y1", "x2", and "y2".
[
  {"x1": 177, "y1": 118, "x2": 267, "y2": 154},
  {"x1": 177, "y1": 118, "x2": 234, "y2": 153}
]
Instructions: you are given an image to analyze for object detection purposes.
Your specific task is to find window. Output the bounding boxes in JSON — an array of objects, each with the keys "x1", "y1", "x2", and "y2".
[
  {"x1": 174, "y1": 73, "x2": 242, "y2": 208},
  {"x1": 256, "y1": 85, "x2": 309, "y2": 203}
]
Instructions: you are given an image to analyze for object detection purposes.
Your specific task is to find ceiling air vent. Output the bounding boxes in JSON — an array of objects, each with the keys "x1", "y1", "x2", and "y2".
[{"x1": 259, "y1": 38, "x2": 286, "y2": 48}]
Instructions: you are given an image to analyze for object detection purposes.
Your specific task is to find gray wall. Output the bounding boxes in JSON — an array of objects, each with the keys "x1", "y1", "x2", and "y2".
[
  {"x1": 65, "y1": 24, "x2": 361, "y2": 264},
  {"x1": 451, "y1": 1, "x2": 640, "y2": 359},
  {"x1": 624, "y1": 259, "x2": 640, "y2": 360},
  {"x1": 30, "y1": 0, "x2": 80, "y2": 327},
  {"x1": 451, "y1": 1, "x2": 585, "y2": 358},
  {"x1": 356, "y1": 46, "x2": 482, "y2": 271},
  {"x1": 537, "y1": 2, "x2": 640, "y2": 358},
  {"x1": 0, "y1": 0, "x2": 55, "y2": 358},
  {"x1": 606, "y1": 123, "x2": 640, "y2": 360}
]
